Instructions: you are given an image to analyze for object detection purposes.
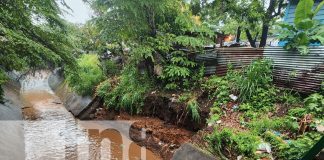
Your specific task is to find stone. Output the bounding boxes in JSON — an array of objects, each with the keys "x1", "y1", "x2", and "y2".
[{"x1": 172, "y1": 143, "x2": 216, "y2": 160}]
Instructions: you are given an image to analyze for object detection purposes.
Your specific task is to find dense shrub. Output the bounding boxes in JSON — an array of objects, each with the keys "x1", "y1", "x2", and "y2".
[
  {"x1": 277, "y1": 89, "x2": 302, "y2": 106},
  {"x1": 202, "y1": 75, "x2": 231, "y2": 106},
  {"x1": 233, "y1": 59, "x2": 273, "y2": 102},
  {"x1": 248, "y1": 117, "x2": 299, "y2": 134},
  {"x1": 160, "y1": 51, "x2": 204, "y2": 90},
  {"x1": 206, "y1": 128, "x2": 261, "y2": 158},
  {"x1": 265, "y1": 131, "x2": 323, "y2": 160},
  {"x1": 101, "y1": 60, "x2": 120, "y2": 76},
  {"x1": 65, "y1": 54, "x2": 104, "y2": 96},
  {"x1": 304, "y1": 93, "x2": 324, "y2": 118},
  {"x1": 0, "y1": 70, "x2": 7, "y2": 103},
  {"x1": 242, "y1": 87, "x2": 278, "y2": 112},
  {"x1": 96, "y1": 66, "x2": 152, "y2": 114}
]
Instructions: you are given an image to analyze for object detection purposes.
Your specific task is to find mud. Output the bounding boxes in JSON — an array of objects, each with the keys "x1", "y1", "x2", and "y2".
[
  {"x1": 141, "y1": 91, "x2": 212, "y2": 131},
  {"x1": 115, "y1": 113, "x2": 194, "y2": 160},
  {"x1": 87, "y1": 91, "x2": 214, "y2": 159}
]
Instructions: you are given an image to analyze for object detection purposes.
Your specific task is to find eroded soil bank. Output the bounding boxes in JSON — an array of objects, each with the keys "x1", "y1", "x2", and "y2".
[
  {"x1": 48, "y1": 69, "x2": 214, "y2": 159},
  {"x1": 86, "y1": 91, "x2": 214, "y2": 159}
]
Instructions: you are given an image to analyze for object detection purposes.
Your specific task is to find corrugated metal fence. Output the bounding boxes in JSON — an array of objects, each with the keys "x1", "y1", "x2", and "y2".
[{"x1": 197, "y1": 47, "x2": 324, "y2": 93}]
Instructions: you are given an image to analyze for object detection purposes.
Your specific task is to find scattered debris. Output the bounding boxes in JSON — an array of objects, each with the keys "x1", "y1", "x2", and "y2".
[
  {"x1": 170, "y1": 94, "x2": 178, "y2": 103},
  {"x1": 229, "y1": 94, "x2": 238, "y2": 101},
  {"x1": 315, "y1": 120, "x2": 324, "y2": 132},
  {"x1": 52, "y1": 101, "x2": 62, "y2": 104},
  {"x1": 257, "y1": 142, "x2": 271, "y2": 154},
  {"x1": 316, "y1": 124, "x2": 324, "y2": 132},
  {"x1": 232, "y1": 105, "x2": 239, "y2": 111},
  {"x1": 94, "y1": 108, "x2": 108, "y2": 120},
  {"x1": 298, "y1": 114, "x2": 313, "y2": 135}
]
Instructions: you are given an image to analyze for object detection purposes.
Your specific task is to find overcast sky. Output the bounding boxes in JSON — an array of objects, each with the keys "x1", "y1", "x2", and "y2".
[{"x1": 60, "y1": 0, "x2": 93, "y2": 24}]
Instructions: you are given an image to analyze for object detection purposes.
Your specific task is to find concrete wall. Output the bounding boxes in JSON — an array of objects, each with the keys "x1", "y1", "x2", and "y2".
[
  {"x1": 0, "y1": 78, "x2": 25, "y2": 160},
  {"x1": 48, "y1": 69, "x2": 93, "y2": 117}
]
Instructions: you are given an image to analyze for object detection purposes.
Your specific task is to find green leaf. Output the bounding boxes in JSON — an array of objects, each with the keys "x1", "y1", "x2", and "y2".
[
  {"x1": 294, "y1": 0, "x2": 314, "y2": 26},
  {"x1": 310, "y1": 35, "x2": 324, "y2": 44},
  {"x1": 278, "y1": 23, "x2": 297, "y2": 32},
  {"x1": 296, "y1": 18, "x2": 314, "y2": 30},
  {"x1": 313, "y1": 0, "x2": 324, "y2": 16},
  {"x1": 297, "y1": 45, "x2": 309, "y2": 55}
]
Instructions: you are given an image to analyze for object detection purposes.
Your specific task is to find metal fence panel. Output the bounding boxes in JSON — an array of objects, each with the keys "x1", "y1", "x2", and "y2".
[{"x1": 197, "y1": 47, "x2": 324, "y2": 93}]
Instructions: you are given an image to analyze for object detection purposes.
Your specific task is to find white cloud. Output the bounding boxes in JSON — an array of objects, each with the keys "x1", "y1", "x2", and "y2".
[{"x1": 59, "y1": 0, "x2": 93, "y2": 24}]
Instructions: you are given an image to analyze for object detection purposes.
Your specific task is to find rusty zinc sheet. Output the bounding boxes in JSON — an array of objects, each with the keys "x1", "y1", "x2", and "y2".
[
  {"x1": 199, "y1": 47, "x2": 324, "y2": 93},
  {"x1": 263, "y1": 47, "x2": 324, "y2": 93}
]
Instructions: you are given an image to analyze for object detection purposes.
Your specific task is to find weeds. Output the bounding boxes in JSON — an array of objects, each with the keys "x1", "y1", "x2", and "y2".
[
  {"x1": 187, "y1": 98, "x2": 200, "y2": 122},
  {"x1": 179, "y1": 92, "x2": 201, "y2": 122},
  {"x1": 233, "y1": 59, "x2": 273, "y2": 102},
  {"x1": 202, "y1": 75, "x2": 231, "y2": 107},
  {"x1": 96, "y1": 66, "x2": 152, "y2": 114},
  {"x1": 65, "y1": 54, "x2": 104, "y2": 96},
  {"x1": 304, "y1": 93, "x2": 324, "y2": 118},
  {"x1": 206, "y1": 127, "x2": 261, "y2": 158}
]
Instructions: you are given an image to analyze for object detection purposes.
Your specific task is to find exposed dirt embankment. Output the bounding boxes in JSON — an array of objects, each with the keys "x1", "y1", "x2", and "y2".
[
  {"x1": 89, "y1": 91, "x2": 214, "y2": 159},
  {"x1": 141, "y1": 91, "x2": 212, "y2": 131},
  {"x1": 116, "y1": 113, "x2": 193, "y2": 159}
]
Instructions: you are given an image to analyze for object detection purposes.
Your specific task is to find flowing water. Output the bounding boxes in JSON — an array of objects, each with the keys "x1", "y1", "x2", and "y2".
[{"x1": 18, "y1": 71, "x2": 159, "y2": 160}]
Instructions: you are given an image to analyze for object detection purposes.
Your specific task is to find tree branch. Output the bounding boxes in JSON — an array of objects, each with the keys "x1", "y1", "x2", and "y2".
[{"x1": 271, "y1": 0, "x2": 285, "y2": 18}]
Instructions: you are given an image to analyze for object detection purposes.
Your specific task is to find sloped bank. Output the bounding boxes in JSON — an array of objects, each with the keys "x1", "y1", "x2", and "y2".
[
  {"x1": 84, "y1": 91, "x2": 215, "y2": 159},
  {"x1": 48, "y1": 69, "x2": 92, "y2": 117},
  {"x1": 0, "y1": 76, "x2": 25, "y2": 160},
  {"x1": 48, "y1": 70, "x2": 215, "y2": 159}
]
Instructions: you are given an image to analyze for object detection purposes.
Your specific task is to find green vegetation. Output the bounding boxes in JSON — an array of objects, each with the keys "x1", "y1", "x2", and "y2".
[
  {"x1": 304, "y1": 93, "x2": 324, "y2": 118},
  {"x1": 198, "y1": 0, "x2": 286, "y2": 47},
  {"x1": 0, "y1": 0, "x2": 75, "y2": 101},
  {"x1": 233, "y1": 59, "x2": 273, "y2": 102},
  {"x1": 65, "y1": 54, "x2": 104, "y2": 96},
  {"x1": 1, "y1": 0, "x2": 323, "y2": 159},
  {"x1": 179, "y1": 92, "x2": 201, "y2": 122},
  {"x1": 102, "y1": 60, "x2": 120, "y2": 76},
  {"x1": 207, "y1": 127, "x2": 261, "y2": 158},
  {"x1": 279, "y1": 0, "x2": 324, "y2": 54},
  {"x1": 204, "y1": 58, "x2": 323, "y2": 159},
  {"x1": 187, "y1": 98, "x2": 200, "y2": 123},
  {"x1": 86, "y1": 0, "x2": 213, "y2": 114},
  {"x1": 202, "y1": 75, "x2": 231, "y2": 106},
  {"x1": 95, "y1": 66, "x2": 152, "y2": 114}
]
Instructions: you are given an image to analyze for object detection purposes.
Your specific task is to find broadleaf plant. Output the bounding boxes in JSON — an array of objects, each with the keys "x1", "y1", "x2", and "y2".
[{"x1": 278, "y1": 0, "x2": 324, "y2": 55}]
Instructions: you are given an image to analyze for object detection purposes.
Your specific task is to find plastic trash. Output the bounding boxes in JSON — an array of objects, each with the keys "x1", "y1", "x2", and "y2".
[{"x1": 229, "y1": 94, "x2": 238, "y2": 101}]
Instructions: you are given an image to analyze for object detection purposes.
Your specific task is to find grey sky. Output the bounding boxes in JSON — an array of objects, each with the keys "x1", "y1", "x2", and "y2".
[{"x1": 60, "y1": 0, "x2": 93, "y2": 24}]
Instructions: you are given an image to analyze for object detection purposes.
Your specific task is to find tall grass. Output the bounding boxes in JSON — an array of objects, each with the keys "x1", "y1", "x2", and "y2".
[
  {"x1": 65, "y1": 54, "x2": 104, "y2": 96},
  {"x1": 187, "y1": 98, "x2": 200, "y2": 122},
  {"x1": 234, "y1": 59, "x2": 273, "y2": 102}
]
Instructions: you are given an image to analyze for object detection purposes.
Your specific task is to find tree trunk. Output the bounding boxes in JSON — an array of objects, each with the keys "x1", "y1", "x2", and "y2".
[
  {"x1": 259, "y1": 23, "x2": 269, "y2": 47},
  {"x1": 236, "y1": 26, "x2": 241, "y2": 43},
  {"x1": 144, "y1": 5, "x2": 157, "y2": 37},
  {"x1": 245, "y1": 29, "x2": 256, "y2": 48}
]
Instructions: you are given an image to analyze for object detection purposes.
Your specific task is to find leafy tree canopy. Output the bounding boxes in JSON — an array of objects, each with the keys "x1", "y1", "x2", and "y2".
[
  {"x1": 0, "y1": 0, "x2": 76, "y2": 101},
  {"x1": 197, "y1": 0, "x2": 286, "y2": 47},
  {"x1": 0, "y1": 0, "x2": 76, "y2": 72}
]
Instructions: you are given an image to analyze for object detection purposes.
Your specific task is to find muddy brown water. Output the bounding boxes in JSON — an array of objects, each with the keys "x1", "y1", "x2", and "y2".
[{"x1": 20, "y1": 71, "x2": 160, "y2": 160}]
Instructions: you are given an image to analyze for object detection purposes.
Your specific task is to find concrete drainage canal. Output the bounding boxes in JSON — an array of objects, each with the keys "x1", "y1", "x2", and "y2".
[{"x1": 0, "y1": 70, "x2": 159, "y2": 160}]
